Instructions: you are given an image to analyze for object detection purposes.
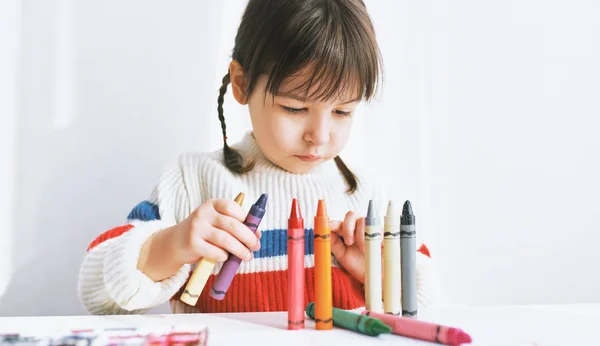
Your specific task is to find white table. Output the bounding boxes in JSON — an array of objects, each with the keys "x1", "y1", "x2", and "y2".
[{"x1": 1, "y1": 304, "x2": 599, "y2": 346}]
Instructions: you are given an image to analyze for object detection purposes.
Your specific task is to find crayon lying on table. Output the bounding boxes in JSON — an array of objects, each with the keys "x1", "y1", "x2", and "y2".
[
  {"x1": 287, "y1": 198, "x2": 305, "y2": 330},
  {"x1": 401, "y1": 200, "x2": 418, "y2": 318},
  {"x1": 210, "y1": 193, "x2": 268, "y2": 300},
  {"x1": 306, "y1": 302, "x2": 391, "y2": 337},
  {"x1": 181, "y1": 193, "x2": 245, "y2": 306},
  {"x1": 314, "y1": 199, "x2": 332, "y2": 330},
  {"x1": 362, "y1": 311, "x2": 472, "y2": 345}
]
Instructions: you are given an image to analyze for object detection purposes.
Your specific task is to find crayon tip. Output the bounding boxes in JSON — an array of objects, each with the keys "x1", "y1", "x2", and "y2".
[
  {"x1": 371, "y1": 322, "x2": 392, "y2": 335},
  {"x1": 402, "y1": 200, "x2": 413, "y2": 215},
  {"x1": 458, "y1": 331, "x2": 472, "y2": 344},
  {"x1": 316, "y1": 199, "x2": 328, "y2": 218},
  {"x1": 401, "y1": 200, "x2": 415, "y2": 225},
  {"x1": 289, "y1": 198, "x2": 302, "y2": 219},
  {"x1": 385, "y1": 200, "x2": 394, "y2": 216},
  {"x1": 234, "y1": 192, "x2": 245, "y2": 206},
  {"x1": 366, "y1": 200, "x2": 377, "y2": 219},
  {"x1": 255, "y1": 193, "x2": 268, "y2": 209}
]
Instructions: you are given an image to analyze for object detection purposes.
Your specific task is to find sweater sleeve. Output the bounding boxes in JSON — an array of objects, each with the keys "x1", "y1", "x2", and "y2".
[{"x1": 77, "y1": 163, "x2": 192, "y2": 315}]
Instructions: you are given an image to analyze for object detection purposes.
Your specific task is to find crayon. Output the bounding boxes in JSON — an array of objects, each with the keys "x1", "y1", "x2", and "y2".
[
  {"x1": 306, "y1": 302, "x2": 391, "y2": 337},
  {"x1": 383, "y1": 200, "x2": 401, "y2": 315},
  {"x1": 287, "y1": 198, "x2": 305, "y2": 330},
  {"x1": 364, "y1": 199, "x2": 383, "y2": 312},
  {"x1": 314, "y1": 199, "x2": 332, "y2": 330},
  {"x1": 362, "y1": 311, "x2": 472, "y2": 345},
  {"x1": 181, "y1": 193, "x2": 245, "y2": 306},
  {"x1": 210, "y1": 193, "x2": 268, "y2": 300},
  {"x1": 400, "y1": 200, "x2": 417, "y2": 318}
]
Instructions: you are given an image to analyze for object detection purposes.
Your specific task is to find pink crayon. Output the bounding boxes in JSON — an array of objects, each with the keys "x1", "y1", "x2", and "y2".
[{"x1": 361, "y1": 311, "x2": 472, "y2": 345}]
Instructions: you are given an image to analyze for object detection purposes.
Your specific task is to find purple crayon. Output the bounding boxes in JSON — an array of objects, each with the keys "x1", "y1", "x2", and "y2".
[{"x1": 210, "y1": 193, "x2": 268, "y2": 300}]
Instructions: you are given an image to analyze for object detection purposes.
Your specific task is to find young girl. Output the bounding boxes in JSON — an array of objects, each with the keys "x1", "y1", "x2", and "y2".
[{"x1": 78, "y1": 0, "x2": 437, "y2": 315}]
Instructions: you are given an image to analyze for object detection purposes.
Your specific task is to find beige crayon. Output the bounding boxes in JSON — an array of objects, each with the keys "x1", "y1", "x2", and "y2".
[
  {"x1": 383, "y1": 200, "x2": 401, "y2": 315},
  {"x1": 364, "y1": 199, "x2": 383, "y2": 312}
]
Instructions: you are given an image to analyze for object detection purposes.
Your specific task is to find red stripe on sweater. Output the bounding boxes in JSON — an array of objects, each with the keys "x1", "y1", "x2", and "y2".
[
  {"x1": 86, "y1": 224, "x2": 135, "y2": 252},
  {"x1": 173, "y1": 266, "x2": 365, "y2": 313}
]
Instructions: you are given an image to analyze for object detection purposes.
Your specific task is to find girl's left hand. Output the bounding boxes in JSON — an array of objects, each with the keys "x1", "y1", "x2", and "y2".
[{"x1": 330, "y1": 211, "x2": 366, "y2": 283}]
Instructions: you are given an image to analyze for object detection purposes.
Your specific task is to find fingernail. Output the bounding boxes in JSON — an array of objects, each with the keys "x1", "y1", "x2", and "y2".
[
  {"x1": 246, "y1": 252, "x2": 253, "y2": 261},
  {"x1": 346, "y1": 237, "x2": 353, "y2": 245},
  {"x1": 254, "y1": 240, "x2": 261, "y2": 251}
]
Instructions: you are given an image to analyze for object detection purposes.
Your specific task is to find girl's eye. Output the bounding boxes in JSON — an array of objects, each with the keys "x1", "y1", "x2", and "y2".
[
  {"x1": 334, "y1": 110, "x2": 351, "y2": 117},
  {"x1": 282, "y1": 106, "x2": 306, "y2": 114}
]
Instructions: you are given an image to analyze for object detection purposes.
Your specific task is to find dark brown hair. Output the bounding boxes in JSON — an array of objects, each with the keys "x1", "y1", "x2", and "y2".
[{"x1": 217, "y1": 0, "x2": 383, "y2": 193}]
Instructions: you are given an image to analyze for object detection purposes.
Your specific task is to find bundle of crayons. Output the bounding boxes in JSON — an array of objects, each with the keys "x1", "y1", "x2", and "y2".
[
  {"x1": 179, "y1": 194, "x2": 471, "y2": 345},
  {"x1": 288, "y1": 198, "x2": 471, "y2": 345},
  {"x1": 285, "y1": 197, "x2": 418, "y2": 331}
]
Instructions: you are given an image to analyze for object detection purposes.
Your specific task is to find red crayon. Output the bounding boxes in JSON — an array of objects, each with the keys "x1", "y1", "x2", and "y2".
[
  {"x1": 287, "y1": 198, "x2": 305, "y2": 330},
  {"x1": 361, "y1": 311, "x2": 472, "y2": 345}
]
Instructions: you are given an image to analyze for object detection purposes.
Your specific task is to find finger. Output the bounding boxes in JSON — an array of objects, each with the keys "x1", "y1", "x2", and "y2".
[
  {"x1": 212, "y1": 214, "x2": 261, "y2": 251},
  {"x1": 330, "y1": 220, "x2": 342, "y2": 233},
  {"x1": 212, "y1": 199, "x2": 247, "y2": 222},
  {"x1": 330, "y1": 231, "x2": 347, "y2": 263},
  {"x1": 355, "y1": 217, "x2": 365, "y2": 253},
  {"x1": 189, "y1": 237, "x2": 229, "y2": 263},
  {"x1": 331, "y1": 232, "x2": 365, "y2": 283},
  {"x1": 342, "y1": 211, "x2": 358, "y2": 246},
  {"x1": 205, "y1": 226, "x2": 253, "y2": 261},
  {"x1": 256, "y1": 229, "x2": 262, "y2": 240}
]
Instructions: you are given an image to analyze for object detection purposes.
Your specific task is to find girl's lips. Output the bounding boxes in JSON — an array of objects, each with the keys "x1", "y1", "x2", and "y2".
[{"x1": 295, "y1": 155, "x2": 322, "y2": 162}]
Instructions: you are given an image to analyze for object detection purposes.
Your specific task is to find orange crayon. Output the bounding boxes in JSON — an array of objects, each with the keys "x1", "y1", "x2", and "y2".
[
  {"x1": 287, "y1": 198, "x2": 305, "y2": 330},
  {"x1": 314, "y1": 199, "x2": 332, "y2": 330}
]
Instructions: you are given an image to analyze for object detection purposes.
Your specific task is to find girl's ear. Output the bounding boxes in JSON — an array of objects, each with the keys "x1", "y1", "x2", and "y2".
[{"x1": 229, "y1": 60, "x2": 248, "y2": 105}]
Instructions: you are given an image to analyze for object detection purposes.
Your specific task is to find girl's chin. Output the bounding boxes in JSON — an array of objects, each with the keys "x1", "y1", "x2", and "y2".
[{"x1": 280, "y1": 161, "x2": 319, "y2": 174}]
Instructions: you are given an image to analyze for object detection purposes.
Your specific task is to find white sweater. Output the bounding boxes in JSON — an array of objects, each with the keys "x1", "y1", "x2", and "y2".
[{"x1": 78, "y1": 131, "x2": 438, "y2": 315}]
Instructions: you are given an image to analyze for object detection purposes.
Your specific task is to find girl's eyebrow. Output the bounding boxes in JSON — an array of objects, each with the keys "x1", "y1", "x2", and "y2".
[{"x1": 276, "y1": 92, "x2": 361, "y2": 105}]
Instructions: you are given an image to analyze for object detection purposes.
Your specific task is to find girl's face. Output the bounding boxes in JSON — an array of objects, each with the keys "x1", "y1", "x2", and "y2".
[{"x1": 231, "y1": 62, "x2": 361, "y2": 174}]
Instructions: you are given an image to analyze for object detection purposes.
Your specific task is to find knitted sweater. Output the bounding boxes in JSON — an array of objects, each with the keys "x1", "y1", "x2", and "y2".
[{"x1": 78, "y1": 131, "x2": 438, "y2": 315}]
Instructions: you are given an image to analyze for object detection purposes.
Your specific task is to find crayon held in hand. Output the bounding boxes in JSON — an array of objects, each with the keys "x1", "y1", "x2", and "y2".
[
  {"x1": 314, "y1": 200, "x2": 332, "y2": 330},
  {"x1": 180, "y1": 193, "x2": 245, "y2": 306},
  {"x1": 306, "y1": 302, "x2": 391, "y2": 337},
  {"x1": 287, "y1": 198, "x2": 305, "y2": 330},
  {"x1": 210, "y1": 193, "x2": 268, "y2": 300}
]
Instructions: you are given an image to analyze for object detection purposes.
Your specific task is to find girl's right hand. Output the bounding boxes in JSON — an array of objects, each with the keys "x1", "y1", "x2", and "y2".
[{"x1": 173, "y1": 199, "x2": 261, "y2": 264}]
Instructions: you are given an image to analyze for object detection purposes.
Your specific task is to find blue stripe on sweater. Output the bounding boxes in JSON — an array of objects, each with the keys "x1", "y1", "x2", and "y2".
[
  {"x1": 127, "y1": 200, "x2": 160, "y2": 221},
  {"x1": 253, "y1": 229, "x2": 314, "y2": 258}
]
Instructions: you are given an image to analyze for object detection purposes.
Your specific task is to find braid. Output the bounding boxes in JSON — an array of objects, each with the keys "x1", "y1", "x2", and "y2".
[
  {"x1": 217, "y1": 73, "x2": 230, "y2": 142},
  {"x1": 217, "y1": 72, "x2": 255, "y2": 174},
  {"x1": 334, "y1": 156, "x2": 358, "y2": 193}
]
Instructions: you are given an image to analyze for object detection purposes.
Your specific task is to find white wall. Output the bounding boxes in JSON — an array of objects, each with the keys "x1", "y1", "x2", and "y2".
[
  {"x1": 366, "y1": 0, "x2": 600, "y2": 305},
  {"x1": 0, "y1": 0, "x2": 21, "y2": 299},
  {"x1": 0, "y1": 0, "x2": 599, "y2": 316}
]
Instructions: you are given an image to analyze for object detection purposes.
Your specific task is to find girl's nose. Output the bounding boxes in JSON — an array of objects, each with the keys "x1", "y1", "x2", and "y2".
[{"x1": 303, "y1": 115, "x2": 330, "y2": 145}]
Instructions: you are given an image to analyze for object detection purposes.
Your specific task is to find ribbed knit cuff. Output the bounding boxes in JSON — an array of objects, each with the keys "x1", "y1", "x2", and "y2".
[{"x1": 103, "y1": 220, "x2": 190, "y2": 311}]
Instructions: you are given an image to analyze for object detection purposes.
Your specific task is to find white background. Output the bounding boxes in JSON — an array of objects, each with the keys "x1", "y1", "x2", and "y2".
[{"x1": 1, "y1": 0, "x2": 599, "y2": 316}]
